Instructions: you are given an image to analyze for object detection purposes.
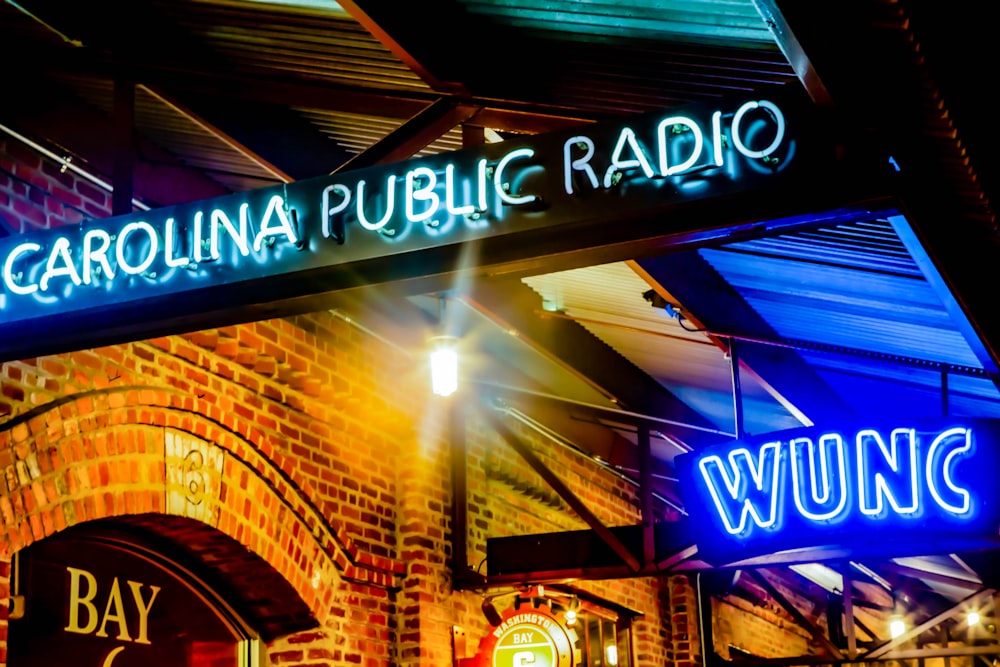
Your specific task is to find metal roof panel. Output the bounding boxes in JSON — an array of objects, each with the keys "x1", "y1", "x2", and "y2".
[
  {"x1": 701, "y1": 218, "x2": 987, "y2": 369},
  {"x1": 522, "y1": 261, "x2": 800, "y2": 432}
]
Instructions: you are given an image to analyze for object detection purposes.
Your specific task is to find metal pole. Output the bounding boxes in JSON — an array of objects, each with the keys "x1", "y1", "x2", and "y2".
[
  {"x1": 942, "y1": 369, "x2": 950, "y2": 417},
  {"x1": 697, "y1": 572, "x2": 721, "y2": 667},
  {"x1": 841, "y1": 562, "x2": 858, "y2": 659},
  {"x1": 638, "y1": 426, "x2": 655, "y2": 568},
  {"x1": 112, "y1": 78, "x2": 135, "y2": 216},
  {"x1": 450, "y1": 398, "x2": 470, "y2": 578},
  {"x1": 729, "y1": 338, "x2": 745, "y2": 439}
]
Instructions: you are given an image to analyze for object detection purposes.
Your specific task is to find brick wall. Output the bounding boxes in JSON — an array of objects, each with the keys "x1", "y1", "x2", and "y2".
[
  {"x1": 0, "y1": 133, "x2": 700, "y2": 667},
  {"x1": 463, "y1": 413, "x2": 677, "y2": 664},
  {"x1": 0, "y1": 559, "x2": 8, "y2": 667},
  {"x1": 0, "y1": 137, "x2": 106, "y2": 233}
]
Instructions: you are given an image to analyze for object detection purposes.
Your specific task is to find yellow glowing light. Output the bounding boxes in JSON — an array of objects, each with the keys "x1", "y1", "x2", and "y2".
[{"x1": 430, "y1": 337, "x2": 458, "y2": 397}]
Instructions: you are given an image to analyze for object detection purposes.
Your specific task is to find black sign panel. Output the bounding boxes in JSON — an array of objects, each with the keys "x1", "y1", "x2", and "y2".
[
  {"x1": 9, "y1": 536, "x2": 244, "y2": 667},
  {"x1": 0, "y1": 90, "x2": 890, "y2": 361}
]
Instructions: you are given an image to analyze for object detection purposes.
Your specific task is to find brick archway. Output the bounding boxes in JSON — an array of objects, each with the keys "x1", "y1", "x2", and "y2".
[{"x1": 0, "y1": 385, "x2": 405, "y2": 626}]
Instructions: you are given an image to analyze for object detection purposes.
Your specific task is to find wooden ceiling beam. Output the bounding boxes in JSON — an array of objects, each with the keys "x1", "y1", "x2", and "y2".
[
  {"x1": 338, "y1": 0, "x2": 469, "y2": 94},
  {"x1": 634, "y1": 251, "x2": 858, "y2": 427},
  {"x1": 142, "y1": 86, "x2": 295, "y2": 184},
  {"x1": 6, "y1": 73, "x2": 231, "y2": 208},
  {"x1": 750, "y1": 0, "x2": 833, "y2": 106},
  {"x1": 6, "y1": 0, "x2": 352, "y2": 181},
  {"x1": 331, "y1": 99, "x2": 481, "y2": 173},
  {"x1": 148, "y1": 87, "x2": 356, "y2": 181},
  {"x1": 465, "y1": 278, "x2": 721, "y2": 449},
  {"x1": 22, "y1": 45, "x2": 601, "y2": 135}
]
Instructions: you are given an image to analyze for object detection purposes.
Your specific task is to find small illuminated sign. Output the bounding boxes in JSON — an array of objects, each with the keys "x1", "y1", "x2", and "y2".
[
  {"x1": 0, "y1": 89, "x2": 872, "y2": 362},
  {"x1": 474, "y1": 605, "x2": 576, "y2": 667},
  {"x1": 677, "y1": 420, "x2": 1000, "y2": 564},
  {"x1": 9, "y1": 533, "x2": 247, "y2": 667}
]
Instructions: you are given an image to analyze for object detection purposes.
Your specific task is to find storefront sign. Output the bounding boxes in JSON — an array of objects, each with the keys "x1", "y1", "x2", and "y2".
[
  {"x1": 677, "y1": 419, "x2": 1000, "y2": 564},
  {"x1": 1, "y1": 98, "x2": 791, "y2": 307},
  {"x1": 473, "y1": 605, "x2": 576, "y2": 667},
  {"x1": 9, "y1": 534, "x2": 246, "y2": 666},
  {"x1": 0, "y1": 89, "x2": 862, "y2": 362},
  {"x1": 63, "y1": 566, "x2": 161, "y2": 646}
]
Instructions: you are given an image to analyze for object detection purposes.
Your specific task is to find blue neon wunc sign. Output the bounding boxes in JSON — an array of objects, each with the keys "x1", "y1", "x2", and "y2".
[{"x1": 678, "y1": 420, "x2": 1000, "y2": 563}]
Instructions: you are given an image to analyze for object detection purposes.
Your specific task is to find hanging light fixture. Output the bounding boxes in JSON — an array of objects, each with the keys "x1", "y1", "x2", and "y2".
[
  {"x1": 481, "y1": 596, "x2": 503, "y2": 626},
  {"x1": 564, "y1": 598, "x2": 580, "y2": 626},
  {"x1": 888, "y1": 615, "x2": 907, "y2": 639},
  {"x1": 888, "y1": 592, "x2": 907, "y2": 639},
  {"x1": 429, "y1": 295, "x2": 459, "y2": 397},
  {"x1": 429, "y1": 335, "x2": 458, "y2": 397}
]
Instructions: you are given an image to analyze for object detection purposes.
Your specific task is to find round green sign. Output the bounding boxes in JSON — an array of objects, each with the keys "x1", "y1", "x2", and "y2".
[
  {"x1": 478, "y1": 606, "x2": 574, "y2": 667},
  {"x1": 493, "y1": 621, "x2": 559, "y2": 667}
]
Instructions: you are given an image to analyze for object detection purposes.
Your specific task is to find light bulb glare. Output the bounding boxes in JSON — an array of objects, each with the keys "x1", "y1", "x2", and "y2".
[{"x1": 430, "y1": 337, "x2": 458, "y2": 397}]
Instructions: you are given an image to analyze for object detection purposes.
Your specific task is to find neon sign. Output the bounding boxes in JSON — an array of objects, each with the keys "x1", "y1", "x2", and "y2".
[
  {"x1": 677, "y1": 420, "x2": 1000, "y2": 564},
  {"x1": 0, "y1": 91, "x2": 846, "y2": 362},
  {"x1": 9, "y1": 533, "x2": 245, "y2": 666},
  {"x1": 1, "y1": 99, "x2": 790, "y2": 304},
  {"x1": 563, "y1": 99, "x2": 786, "y2": 193},
  {"x1": 2, "y1": 196, "x2": 299, "y2": 296}
]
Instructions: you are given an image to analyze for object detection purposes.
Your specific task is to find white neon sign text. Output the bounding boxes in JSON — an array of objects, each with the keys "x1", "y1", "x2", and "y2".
[
  {"x1": 1, "y1": 195, "x2": 298, "y2": 297},
  {"x1": 0, "y1": 98, "x2": 790, "y2": 307},
  {"x1": 564, "y1": 99, "x2": 786, "y2": 194}
]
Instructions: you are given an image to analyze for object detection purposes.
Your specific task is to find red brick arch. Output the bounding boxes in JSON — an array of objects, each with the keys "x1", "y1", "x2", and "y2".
[{"x1": 0, "y1": 385, "x2": 405, "y2": 626}]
